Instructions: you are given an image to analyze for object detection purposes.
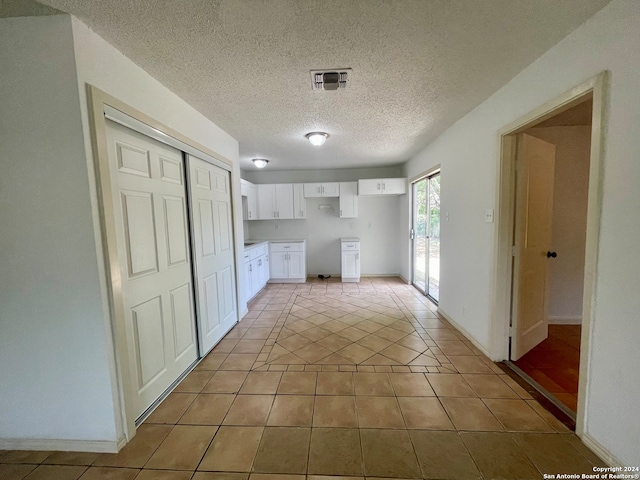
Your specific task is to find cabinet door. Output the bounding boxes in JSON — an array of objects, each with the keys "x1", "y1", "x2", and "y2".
[
  {"x1": 341, "y1": 250, "x2": 360, "y2": 278},
  {"x1": 358, "y1": 179, "x2": 382, "y2": 195},
  {"x1": 288, "y1": 251, "x2": 306, "y2": 280},
  {"x1": 250, "y1": 258, "x2": 260, "y2": 296},
  {"x1": 339, "y1": 182, "x2": 358, "y2": 218},
  {"x1": 259, "y1": 254, "x2": 270, "y2": 285},
  {"x1": 293, "y1": 184, "x2": 306, "y2": 219},
  {"x1": 257, "y1": 184, "x2": 276, "y2": 219},
  {"x1": 381, "y1": 178, "x2": 407, "y2": 195},
  {"x1": 246, "y1": 184, "x2": 257, "y2": 220},
  {"x1": 275, "y1": 184, "x2": 294, "y2": 219},
  {"x1": 303, "y1": 183, "x2": 323, "y2": 197},
  {"x1": 270, "y1": 251, "x2": 289, "y2": 279},
  {"x1": 245, "y1": 260, "x2": 254, "y2": 300},
  {"x1": 322, "y1": 182, "x2": 340, "y2": 197}
]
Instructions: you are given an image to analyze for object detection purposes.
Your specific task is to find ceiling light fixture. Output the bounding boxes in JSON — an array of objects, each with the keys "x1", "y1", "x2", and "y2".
[
  {"x1": 252, "y1": 158, "x2": 269, "y2": 168},
  {"x1": 306, "y1": 132, "x2": 329, "y2": 146}
]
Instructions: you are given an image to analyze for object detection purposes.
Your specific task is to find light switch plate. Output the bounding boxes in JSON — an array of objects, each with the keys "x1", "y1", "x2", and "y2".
[{"x1": 485, "y1": 209, "x2": 494, "y2": 223}]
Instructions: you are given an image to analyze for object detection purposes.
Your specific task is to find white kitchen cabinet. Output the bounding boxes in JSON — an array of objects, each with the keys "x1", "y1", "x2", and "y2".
[
  {"x1": 339, "y1": 182, "x2": 358, "y2": 218},
  {"x1": 246, "y1": 182, "x2": 257, "y2": 220},
  {"x1": 269, "y1": 240, "x2": 307, "y2": 283},
  {"x1": 303, "y1": 182, "x2": 340, "y2": 197},
  {"x1": 293, "y1": 183, "x2": 306, "y2": 219},
  {"x1": 244, "y1": 242, "x2": 269, "y2": 301},
  {"x1": 341, "y1": 238, "x2": 360, "y2": 282},
  {"x1": 257, "y1": 184, "x2": 295, "y2": 219},
  {"x1": 358, "y1": 178, "x2": 407, "y2": 195}
]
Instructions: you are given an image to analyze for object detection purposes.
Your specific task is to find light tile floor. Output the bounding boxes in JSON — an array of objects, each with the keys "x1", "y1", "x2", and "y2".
[{"x1": 0, "y1": 278, "x2": 605, "y2": 480}]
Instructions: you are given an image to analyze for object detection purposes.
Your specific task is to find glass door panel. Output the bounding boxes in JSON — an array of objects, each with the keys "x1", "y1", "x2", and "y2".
[
  {"x1": 412, "y1": 179, "x2": 428, "y2": 293},
  {"x1": 427, "y1": 174, "x2": 440, "y2": 302}
]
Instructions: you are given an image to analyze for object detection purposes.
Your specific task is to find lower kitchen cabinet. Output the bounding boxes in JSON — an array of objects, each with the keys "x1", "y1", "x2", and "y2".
[
  {"x1": 244, "y1": 242, "x2": 269, "y2": 301},
  {"x1": 269, "y1": 240, "x2": 307, "y2": 283},
  {"x1": 341, "y1": 238, "x2": 360, "y2": 282}
]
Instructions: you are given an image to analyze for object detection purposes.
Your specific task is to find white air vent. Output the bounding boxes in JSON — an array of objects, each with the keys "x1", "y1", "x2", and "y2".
[{"x1": 310, "y1": 69, "x2": 352, "y2": 90}]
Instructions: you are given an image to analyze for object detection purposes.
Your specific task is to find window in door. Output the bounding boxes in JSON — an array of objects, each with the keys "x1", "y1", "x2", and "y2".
[{"x1": 412, "y1": 171, "x2": 440, "y2": 303}]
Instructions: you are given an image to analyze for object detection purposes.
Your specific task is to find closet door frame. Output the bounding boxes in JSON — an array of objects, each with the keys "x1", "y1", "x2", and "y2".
[{"x1": 87, "y1": 86, "x2": 240, "y2": 444}]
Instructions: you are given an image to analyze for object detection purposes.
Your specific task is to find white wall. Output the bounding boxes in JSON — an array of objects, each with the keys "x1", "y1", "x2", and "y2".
[
  {"x1": 0, "y1": 15, "x2": 118, "y2": 445},
  {"x1": 244, "y1": 167, "x2": 405, "y2": 277},
  {"x1": 404, "y1": 0, "x2": 640, "y2": 465},
  {"x1": 528, "y1": 126, "x2": 591, "y2": 323}
]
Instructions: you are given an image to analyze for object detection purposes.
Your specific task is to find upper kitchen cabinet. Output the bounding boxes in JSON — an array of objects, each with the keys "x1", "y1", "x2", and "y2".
[
  {"x1": 358, "y1": 178, "x2": 407, "y2": 195},
  {"x1": 293, "y1": 183, "x2": 306, "y2": 219},
  {"x1": 339, "y1": 182, "x2": 358, "y2": 218},
  {"x1": 257, "y1": 184, "x2": 294, "y2": 219},
  {"x1": 304, "y1": 182, "x2": 340, "y2": 197},
  {"x1": 241, "y1": 179, "x2": 258, "y2": 220}
]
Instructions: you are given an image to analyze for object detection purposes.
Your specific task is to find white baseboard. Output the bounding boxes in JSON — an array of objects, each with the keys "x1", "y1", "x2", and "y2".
[
  {"x1": 239, "y1": 307, "x2": 249, "y2": 320},
  {"x1": 581, "y1": 432, "x2": 624, "y2": 467},
  {"x1": 0, "y1": 437, "x2": 119, "y2": 453},
  {"x1": 398, "y1": 274, "x2": 410, "y2": 284},
  {"x1": 436, "y1": 307, "x2": 492, "y2": 359},
  {"x1": 548, "y1": 315, "x2": 582, "y2": 325}
]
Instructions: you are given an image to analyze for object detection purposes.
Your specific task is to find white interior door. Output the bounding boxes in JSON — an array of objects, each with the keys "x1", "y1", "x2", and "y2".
[
  {"x1": 511, "y1": 133, "x2": 556, "y2": 360},
  {"x1": 187, "y1": 155, "x2": 238, "y2": 355},
  {"x1": 105, "y1": 121, "x2": 198, "y2": 419}
]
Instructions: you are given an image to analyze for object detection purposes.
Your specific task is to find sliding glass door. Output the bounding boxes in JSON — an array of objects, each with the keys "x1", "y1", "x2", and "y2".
[{"x1": 412, "y1": 171, "x2": 440, "y2": 303}]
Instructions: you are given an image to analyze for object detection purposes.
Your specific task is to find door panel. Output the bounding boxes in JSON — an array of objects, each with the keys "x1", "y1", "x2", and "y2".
[
  {"x1": 188, "y1": 155, "x2": 238, "y2": 355},
  {"x1": 106, "y1": 120, "x2": 198, "y2": 419},
  {"x1": 288, "y1": 252, "x2": 304, "y2": 279},
  {"x1": 511, "y1": 134, "x2": 556, "y2": 360}
]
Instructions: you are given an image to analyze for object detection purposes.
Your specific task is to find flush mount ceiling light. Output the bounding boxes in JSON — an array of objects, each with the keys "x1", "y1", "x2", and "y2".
[
  {"x1": 306, "y1": 132, "x2": 329, "y2": 146},
  {"x1": 252, "y1": 158, "x2": 269, "y2": 168}
]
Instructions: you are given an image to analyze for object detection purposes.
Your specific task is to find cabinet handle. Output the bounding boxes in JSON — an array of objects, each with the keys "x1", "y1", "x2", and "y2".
[
  {"x1": 273, "y1": 211, "x2": 276, "y2": 218},
  {"x1": 322, "y1": 185, "x2": 324, "y2": 194},
  {"x1": 248, "y1": 212, "x2": 251, "y2": 219},
  {"x1": 382, "y1": 182, "x2": 386, "y2": 190},
  {"x1": 340, "y1": 209, "x2": 342, "y2": 216},
  {"x1": 356, "y1": 253, "x2": 359, "y2": 260},
  {"x1": 377, "y1": 183, "x2": 381, "y2": 190}
]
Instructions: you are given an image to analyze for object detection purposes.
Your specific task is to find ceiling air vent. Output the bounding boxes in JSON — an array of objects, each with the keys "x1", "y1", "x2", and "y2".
[{"x1": 310, "y1": 69, "x2": 352, "y2": 90}]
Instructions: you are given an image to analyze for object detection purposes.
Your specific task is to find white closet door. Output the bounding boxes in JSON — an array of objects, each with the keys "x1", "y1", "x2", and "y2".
[
  {"x1": 187, "y1": 155, "x2": 238, "y2": 355},
  {"x1": 105, "y1": 121, "x2": 198, "y2": 419}
]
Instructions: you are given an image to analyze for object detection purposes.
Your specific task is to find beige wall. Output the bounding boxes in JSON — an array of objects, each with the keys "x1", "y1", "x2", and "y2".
[{"x1": 527, "y1": 126, "x2": 591, "y2": 323}]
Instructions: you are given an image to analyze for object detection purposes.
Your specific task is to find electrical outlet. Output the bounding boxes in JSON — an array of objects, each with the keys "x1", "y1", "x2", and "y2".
[
  {"x1": 445, "y1": 212, "x2": 450, "y2": 222},
  {"x1": 485, "y1": 209, "x2": 494, "y2": 223}
]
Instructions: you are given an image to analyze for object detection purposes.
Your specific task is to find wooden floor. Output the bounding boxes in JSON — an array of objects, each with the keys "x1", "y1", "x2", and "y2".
[{"x1": 514, "y1": 325, "x2": 581, "y2": 412}]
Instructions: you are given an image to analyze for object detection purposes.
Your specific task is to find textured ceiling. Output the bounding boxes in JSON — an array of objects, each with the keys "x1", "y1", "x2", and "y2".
[
  {"x1": 31, "y1": 0, "x2": 610, "y2": 171},
  {"x1": 0, "y1": 0, "x2": 60, "y2": 17}
]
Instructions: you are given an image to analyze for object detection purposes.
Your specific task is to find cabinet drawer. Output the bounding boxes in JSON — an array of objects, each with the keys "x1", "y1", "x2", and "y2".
[
  {"x1": 270, "y1": 242, "x2": 304, "y2": 252},
  {"x1": 250, "y1": 244, "x2": 268, "y2": 259},
  {"x1": 341, "y1": 242, "x2": 360, "y2": 251}
]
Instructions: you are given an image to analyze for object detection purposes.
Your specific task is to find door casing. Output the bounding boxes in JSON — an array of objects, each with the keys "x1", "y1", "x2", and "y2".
[{"x1": 492, "y1": 72, "x2": 608, "y2": 437}]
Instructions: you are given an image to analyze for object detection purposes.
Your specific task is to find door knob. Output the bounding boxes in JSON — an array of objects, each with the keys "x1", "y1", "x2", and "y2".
[{"x1": 547, "y1": 251, "x2": 557, "y2": 258}]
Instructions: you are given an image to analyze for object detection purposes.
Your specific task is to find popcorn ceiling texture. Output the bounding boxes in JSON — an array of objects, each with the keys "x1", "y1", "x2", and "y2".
[{"x1": 29, "y1": 0, "x2": 610, "y2": 170}]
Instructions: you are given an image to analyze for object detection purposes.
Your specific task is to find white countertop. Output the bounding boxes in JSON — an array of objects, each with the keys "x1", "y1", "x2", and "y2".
[
  {"x1": 261, "y1": 238, "x2": 307, "y2": 243},
  {"x1": 341, "y1": 237, "x2": 360, "y2": 242}
]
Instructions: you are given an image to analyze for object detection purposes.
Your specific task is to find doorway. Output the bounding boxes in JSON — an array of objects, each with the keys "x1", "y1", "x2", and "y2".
[
  {"x1": 411, "y1": 170, "x2": 440, "y2": 303},
  {"x1": 493, "y1": 72, "x2": 606, "y2": 436}
]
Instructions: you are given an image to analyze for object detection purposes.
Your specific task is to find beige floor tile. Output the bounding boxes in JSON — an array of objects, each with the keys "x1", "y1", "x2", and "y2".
[
  {"x1": 299, "y1": 327, "x2": 333, "y2": 342},
  {"x1": 410, "y1": 430, "x2": 481, "y2": 479},
  {"x1": 276, "y1": 372, "x2": 317, "y2": 394},
  {"x1": 94, "y1": 424, "x2": 172, "y2": 467},
  {"x1": 135, "y1": 470, "x2": 193, "y2": 480},
  {"x1": 308, "y1": 428, "x2": 363, "y2": 476},
  {"x1": 425, "y1": 329, "x2": 459, "y2": 340},
  {"x1": 483, "y1": 398, "x2": 554, "y2": 432},
  {"x1": 460, "y1": 432, "x2": 540, "y2": 480},
  {"x1": 253, "y1": 427, "x2": 311, "y2": 474},
  {"x1": 243, "y1": 328, "x2": 274, "y2": 340},
  {"x1": 174, "y1": 370, "x2": 215, "y2": 393},
  {"x1": 446, "y1": 355, "x2": 494, "y2": 374},
  {"x1": 267, "y1": 396, "x2": 314, "y2": 426},
  {"x1": 308, "y1": 477, "x2": 363, "y2": 480},
  {"x1": 355, "y1": 397, "x2": 405, "y2": 428},
  {"x1": 145, "y1": 393, "x2": 197, "y2": 424},
  {"x1": 440, "y1": 398, "x2": 504, "y2": 431},
  {"x1": 435, "y1": 340, "x2": 475, "y2": 356},
  {"x1": 354, "y1": 321, "x2": 385, "y2": 335},
  {"x1": 146, "y1": 425, "x2": 218, "y2": 470},
  {"x1": 499, "y1": 375, "x2": 534, "y2": 399},
  {"x1": 353, "y1": 373, "x2": 394, "y2": 395},
  {"x1": 513, "y1": 433, "x2": 600, "y2": 474},
  {"x1": 375, "y1": 327, "x2": 408, "y2": 342},
  {"x1": 397, "y1": 397, "x2": 454, "y2": 430},
  {"x1": 223, "y1": 395, "x2": 274, "y2": 425},
  {"x1": 198, "y1": 426, "x2": 264, "y2": 472},
  {"x1": 179, "y1": 394, "x2": 235, "y2": 425},
  {"x1": 78, "y1": 467, "x2": 139, "y2": 480},
  {"x1": 425, "y1": 374, "x2": 476, "y2": 397},
  {"x1": 316, "y1": 334, "x2": 353, "y2": 352},
  {"x1": 0, "y1": 450, "x2": 52, "y2": 464},
  {"x1": 360, "y1": 429, "x2": 421, "y2": 478},
  {"x1": 249, "y1": 475, "x2": 304, "y2": 480},
  {"x1": 322, "y1": 320, "x2": 349, "y2": 333},
  {"x1": 395, "y1": 335, "x2": 429, "y2": 353},
  {"x1": 336, "y1": 327, "x2": 369, "y2": 342},
  {"x1": 336, "y1": 344, "x2": 376, "y2": 364},
  {"x1": 42, "y1": 452, "x2": 98, "y2": 466},
  {"x1": 316, "y1": 372, "x2": 354, "y2": 395},
  {"x1": 233, "y1": 339, "x2": 267, "y2": 354},
  {"x1": 462, "y1": 374, "x2": 520, "y2": 398},
  {"x1": 359, "y1": 353, "x2": 401, "y2": 366},
  {"x1": 293, "y1": 344, "x2": 333, "y2": 363},
  {"x1": 202, "y1": 371, "x2": 249, "y2": 394},
  {"x1": 220, "y1": 354, "x2": 259, "y2": 371},
  {"x1": 388, "y1": 373, "x2": 435, "y2": 396},
  {"x1": 193, "y1": 474, "x2": 248, "y2": 480},
  {"x1": 0, "y1": 464, "x2": 37, "y2": 480},
  {"x1": 22, "y1": 465, "x2": 87, "y2": 480},
  {"x1": 313, "y1": 396, "x2": 358, "y2": 428},
  {"x1": 526, "y1": 400, "x2": 571, "y2": 433},
  {"x1": 239, "y1": 372, "x2": 282, "y2": 394},
  {"x1": 278, "y1": 334, "x2": 313, "y2": 352}
]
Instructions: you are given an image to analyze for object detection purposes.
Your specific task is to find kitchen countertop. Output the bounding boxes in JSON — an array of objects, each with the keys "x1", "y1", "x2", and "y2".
[
  {"x1": 341, "y1": 237, "x2": 360, "y2": 242},
  {"x1": 259, "y1": 238, "x2": 307, "y2": 243}
]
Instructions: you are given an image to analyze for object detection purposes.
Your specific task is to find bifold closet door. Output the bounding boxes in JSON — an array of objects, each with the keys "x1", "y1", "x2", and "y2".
[
  {"x1": 187, "y1": 155, "x2": 238, "y2": 355},
  {"x1": 105, "y1": 120, "x2": 198, "y2": 419}
]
